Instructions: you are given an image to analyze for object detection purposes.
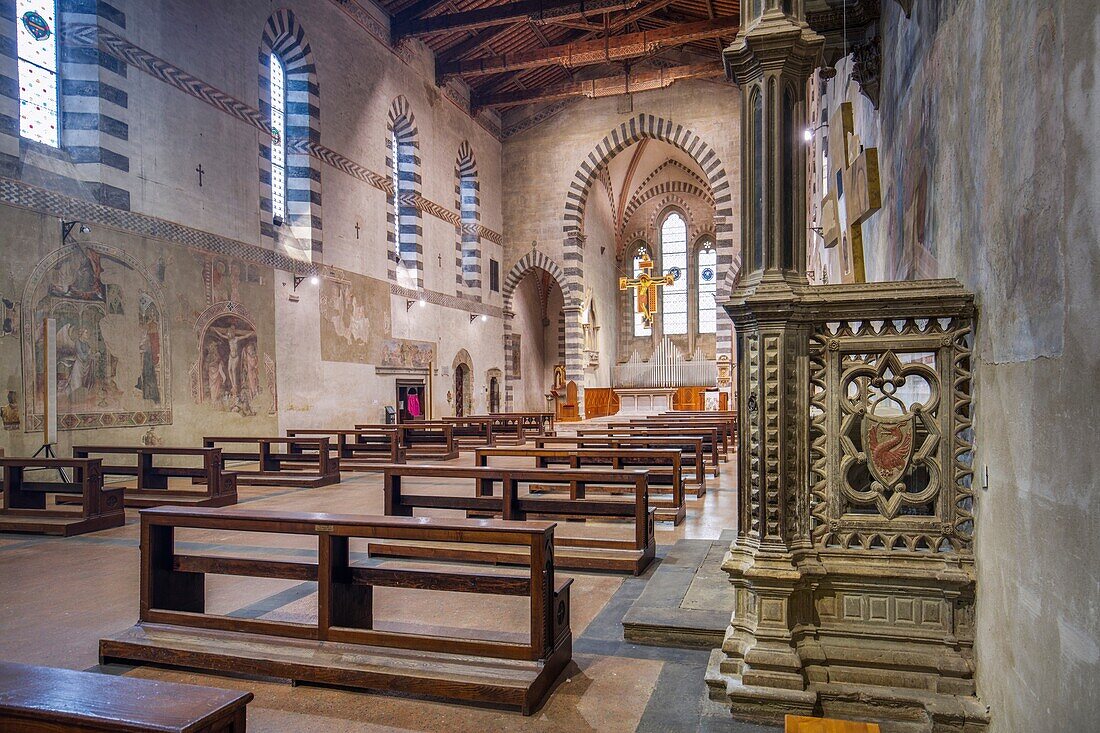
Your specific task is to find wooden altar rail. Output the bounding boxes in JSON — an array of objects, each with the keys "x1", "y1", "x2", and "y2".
[
  {"x1": 489, "y1": 412, "x2": 555, "y2": 435},
  {"x1": 99, "y1": 506, "x2": 572, "y2": 715},
  {"x1": 70, "y1": 446, "x2": 237, "y2": 508},
  {"x1": 533, "y1": 435, "x2": 707, "y2": 496},
  {"x1": 284, "y1": 428, "x2": 405, "y2": 469},
  {"x1": 0, "y1": 457, "x2": 124, "y2": 536},
  {"x1": 377, "y1": 464, "x2": 655, "y2": 574},
  {"x1": 573, "y1": 427, "x2": 722, "y2": 477},
  {"x1": 353, "y1": 423, "x2": 459, "y2": 460},
  {"x1": 474, "y1": 446, "x2": 685, "y2": 525},
  {"x1": 202, "y1": 437, "x2": 340, "y2": 488}
]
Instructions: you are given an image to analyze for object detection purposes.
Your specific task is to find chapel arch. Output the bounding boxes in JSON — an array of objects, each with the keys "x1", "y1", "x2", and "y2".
[{"x1": 561, "y1": 115, "x2": 742, "y2": 407}]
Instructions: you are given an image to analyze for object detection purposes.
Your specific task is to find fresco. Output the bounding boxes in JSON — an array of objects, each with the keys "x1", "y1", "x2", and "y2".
[
  {"x1": 189, "y1": 304, "x2": 266, "y2": 417},
  {"x1": 21, "y1": 243, "x2": 171, "y2": 430},
  {"x1": 379, "y1": 339, "x2": 434, "y2": 370},
  {"x1": 319, "y1": 272, "x2": 391, "y2": 363}
]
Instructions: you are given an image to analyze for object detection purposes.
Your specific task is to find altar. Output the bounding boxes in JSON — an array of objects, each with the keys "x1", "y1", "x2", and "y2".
[{"x1": 614, "y1": 388, "x2": 678, "y2": 416}]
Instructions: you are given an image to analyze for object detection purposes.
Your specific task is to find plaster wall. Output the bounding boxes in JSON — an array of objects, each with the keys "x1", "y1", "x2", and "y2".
[
  {"x1": 819, "y1": 2, "x2": 1099, "y2": 729},
  {"x1": 580, "y1": 178, "x2": 621, "y2": 387},
  {"x1": 509, "y1": 275, "x2": 560, "y2": 411},
  {"x1": 0, "y1": 0, "x2": 509, "y2": 452}
]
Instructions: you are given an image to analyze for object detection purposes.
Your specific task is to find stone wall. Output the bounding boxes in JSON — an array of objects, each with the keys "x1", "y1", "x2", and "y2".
[
  {"x1": 0, "y1": 0, "x2": 510, "y2": 454},
  {"x1": 814, "y1": 2, "x2": 1099, "y2": 729}
]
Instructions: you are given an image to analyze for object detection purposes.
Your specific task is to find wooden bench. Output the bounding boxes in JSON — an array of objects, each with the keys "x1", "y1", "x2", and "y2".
[
  {"x1": 285, "y1": 428, "x2": 405, "y2": 469},
  {"x1": 575, "y1": 426, "x2": 722, "y2": 477},
  {"x1": 599, "y1": 420, "x2": 730, "y2": 461},
  {"x1": 0, "y1": 660, "x2": 252, "y2": 731},
  {"x1": 533, "y1": 435, "x2": 708, "y2": 496},
  {"x1": 202, "y1": 437, "x2": 340, "y2": 488},
  {"x1": 99, "y1": 507, "x2": 572, "y2": 715},
  {"x1": 0, "y1": 458, "x2": 124, "y2": 536},
  {"x1": 643, "y1": 415, "x2": 737, "y2": 453},
  {"x1": 354, "y1": 423, "x2": 459, "y2": 460},
  {"x1": 69, "y1": 446, "x2": 237, "y2": 508},
  {"x1": 475, "y1": 446, "x2": 686, "y2": 525},
  {"x1": 440, "y1": 416, "x2": 503, "y2": 448},
  {"x1": 378, "y1": 464, "x2": 655, "y2": 574}
]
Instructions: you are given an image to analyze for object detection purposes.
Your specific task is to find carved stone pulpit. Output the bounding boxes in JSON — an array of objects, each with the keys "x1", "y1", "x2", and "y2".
[{"x1": 708, "y1": 2, "x2": 987, "y2": 729}]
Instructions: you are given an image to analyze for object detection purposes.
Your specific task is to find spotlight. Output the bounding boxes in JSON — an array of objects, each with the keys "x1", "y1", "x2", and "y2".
[
  {"x1": 481, "y1": 314, "x2": 487, "y2": 322},
  {"x1": 419, "y1": 298, "x2": 426, "y2": 308},
  {"x1": 803, "y1": 128, "x2": 813, "y2": 142},
  {"x1": 80, "y1": 224, "x2": 91, "y2": 234},
  {"x1": 310, "y1": 275, "x2": 320, "y2": 286}
]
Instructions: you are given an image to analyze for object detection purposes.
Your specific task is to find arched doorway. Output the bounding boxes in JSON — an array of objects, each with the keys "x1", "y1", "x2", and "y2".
[
  {"x1": 454, "y1": 363, "x2": 468, "y2": 416},
  {"x1": 486, "y1": 368, "x2": 503, "y2": 413}
]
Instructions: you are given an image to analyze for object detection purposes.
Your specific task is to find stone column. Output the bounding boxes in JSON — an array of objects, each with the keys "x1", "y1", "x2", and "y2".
[{"x1": 710, "y1": 0, "x2": 824, "y2": 716}]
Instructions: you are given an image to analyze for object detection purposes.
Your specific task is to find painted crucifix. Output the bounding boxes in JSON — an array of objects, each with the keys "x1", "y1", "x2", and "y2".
[{"x1": 619, "y1": 253, "x2": 674, "y2": 327}]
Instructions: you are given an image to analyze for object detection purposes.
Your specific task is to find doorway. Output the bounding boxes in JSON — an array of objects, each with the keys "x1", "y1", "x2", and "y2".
[
  {"x1": 454, "y1": 364, "x2": 468, "y2": 417},
  {"x1": 489, "y1": 376, "x2": 500, "y2": 413},
  {"x1": 396, "y1": 379, "x2": 425, "y2": 422}
]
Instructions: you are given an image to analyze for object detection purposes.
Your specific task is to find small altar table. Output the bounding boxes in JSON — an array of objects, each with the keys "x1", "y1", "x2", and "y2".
[{"x1": 614, "y1": 388, "x2": 678, "y2": 416}]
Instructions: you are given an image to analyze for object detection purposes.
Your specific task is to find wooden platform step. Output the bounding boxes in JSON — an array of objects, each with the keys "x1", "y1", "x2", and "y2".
[
  {"x1": 100, "y1": 622, "x2": 569, "y2": 715},
  {"x1": 0, "y1": 513, "x2": 122, "y2": 537},
  {"x1": 58, "y1": 491, "x2": 236, "y2": 508}
]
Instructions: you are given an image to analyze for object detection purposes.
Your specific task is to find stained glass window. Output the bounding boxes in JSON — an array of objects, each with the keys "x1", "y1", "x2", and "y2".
[
  {"x1": 697, "y1": 241, "x2": 717, "y2": 334},
  {"x1": 632, "y1": 244, "x2": 651, "y2": 337},
  {"x1": 17, "y1": 0, "x2": 60, "y2": 147},
  {"x1": 661, "y1": 212, "x2": 688, "y2": 335},
  {"x1": 269, "y1": 53, "x2": 287, "y2": 223},
  {"x1": 391, "y1": 130, "x2": 401, "y2": 260}
]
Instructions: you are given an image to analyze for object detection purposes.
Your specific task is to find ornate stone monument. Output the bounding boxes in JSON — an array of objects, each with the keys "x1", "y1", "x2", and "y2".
[{"x1": 706, "y1": 2, "x2": 988, "y2": 730}]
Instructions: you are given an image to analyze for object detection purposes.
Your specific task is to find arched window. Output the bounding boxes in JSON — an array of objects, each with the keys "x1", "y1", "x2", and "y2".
[
  {"x1": 660, "y1": 211, "x2": 688, "y2": 335},
  {"x1": 631, "y1": 244, "x2": 652, "y2": 337},
  {"x1": 268, "y1": 52, "x2": 287, "y2": 224},
  {"x1": 388, "y1": 97, "x2": 421, "y2": 288},
  {"x1": 259, "y1": 10, "x2": 322, "y2": 255},
  {"x1": 390, "y1": 129, "x2": 401, "y2": 261},
  {"x1": 697, "y1": 239, "x2": 717, "y2": 334},
  {"x1": 17, "y1": 0, "x2": 60, "y2": 147},
  {"x1": 455, "y1": 143, "x2": 480, "y2": 292}
]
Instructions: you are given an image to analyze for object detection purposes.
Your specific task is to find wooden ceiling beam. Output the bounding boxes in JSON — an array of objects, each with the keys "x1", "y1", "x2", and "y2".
[
  {"x1": 473, "y1": 60, "x2": 724, "y2": 109},
  {"x1": 440, "y1": 16, "x2": 737, "y2": 78},
  {"x1": 392, "y1": 0, "x2": 454, "y2": 27},
  {"x1": 436, "y1": 24, "x2": 515, "y2": 64},
  {"x1": 397, "y1": 0, "x2": 642, "y2": 39}
]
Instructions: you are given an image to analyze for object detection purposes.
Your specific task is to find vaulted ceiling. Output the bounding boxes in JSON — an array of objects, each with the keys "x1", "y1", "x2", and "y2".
[{"x1": 379, "y1": 0, "x2": 741, "y2": 111}]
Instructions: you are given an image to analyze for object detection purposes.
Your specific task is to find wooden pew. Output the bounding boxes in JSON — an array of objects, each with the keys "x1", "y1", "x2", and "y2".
[
  {"x1": 0, "y1": 661, "x2": 252, "y2": 731},
  {"x1": 440, "y1": 416, "x2": 500, "y2": 448},
  {"x1": 202, "y1": 437, "x2": 340, "y2": 487},
  {"x1": 378, "y1": 464, "x2": 655, "y2": 574},
  {"x1": 533, "y1": 435, "x2": 708, "y2": 496},
  {"x1": 100, "y1": 506, "x2": 572, "y2": 715},
  {"x1": 285, "y1": 428, "x2": 405, "y2": 469},
  {"x1": 0, "y1": 457, "x2": 124, "y2": 536},
  {"x1": 600, "y1": 420, "x2": 731, "y2": 461},
  {"x1": 653, "y1": 412, "x2": 738, "y2": 449},
  {"x1": 69, "y1": 446, "x2": 237, "y2": 508},
  {"x1": 489, "y1": 412, "x2": 554, "y2": 439},
  {"x1": 575, "y1": 426, "x2": 722, "y2": 477},
  {"x1": 354, "y1": 422, "x2": 459, "y2": 460},
  {"x1": 475, "y1": 446, "x2": 686, "y2": 525}
]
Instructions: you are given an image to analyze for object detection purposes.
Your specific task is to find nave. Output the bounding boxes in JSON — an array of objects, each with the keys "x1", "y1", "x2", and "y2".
[{"x1": 0, "y1": 420, "x2": 766, "y2": 732}]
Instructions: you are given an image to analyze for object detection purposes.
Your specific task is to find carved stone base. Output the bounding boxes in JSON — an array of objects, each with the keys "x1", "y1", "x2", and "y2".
[
  {"x1": 706, "y1": 652, "x2": 988, "y2": 732},
  {"x1": 706, "y1": 541, "x2": 990, "y2": 732}
]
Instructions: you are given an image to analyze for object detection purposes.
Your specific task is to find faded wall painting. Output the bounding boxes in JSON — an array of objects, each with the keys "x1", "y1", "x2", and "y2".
[
  {"x1": 189, "y1": 303, "x2": 270, "y2": 417},
  {"x1": 21, "y1": 243, "x2": 171, "y2": 430},
  {"x1": 380, "y1": 339, "x2": 435, "y2": 370},
  {"x1": 319, "y1": 272, "x2": 391, "y2": 363}
]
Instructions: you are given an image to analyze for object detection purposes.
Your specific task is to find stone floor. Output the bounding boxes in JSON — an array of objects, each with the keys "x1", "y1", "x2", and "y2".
[{"x1": 0, "y1": 447, "x2": 779, "y2": 732}]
